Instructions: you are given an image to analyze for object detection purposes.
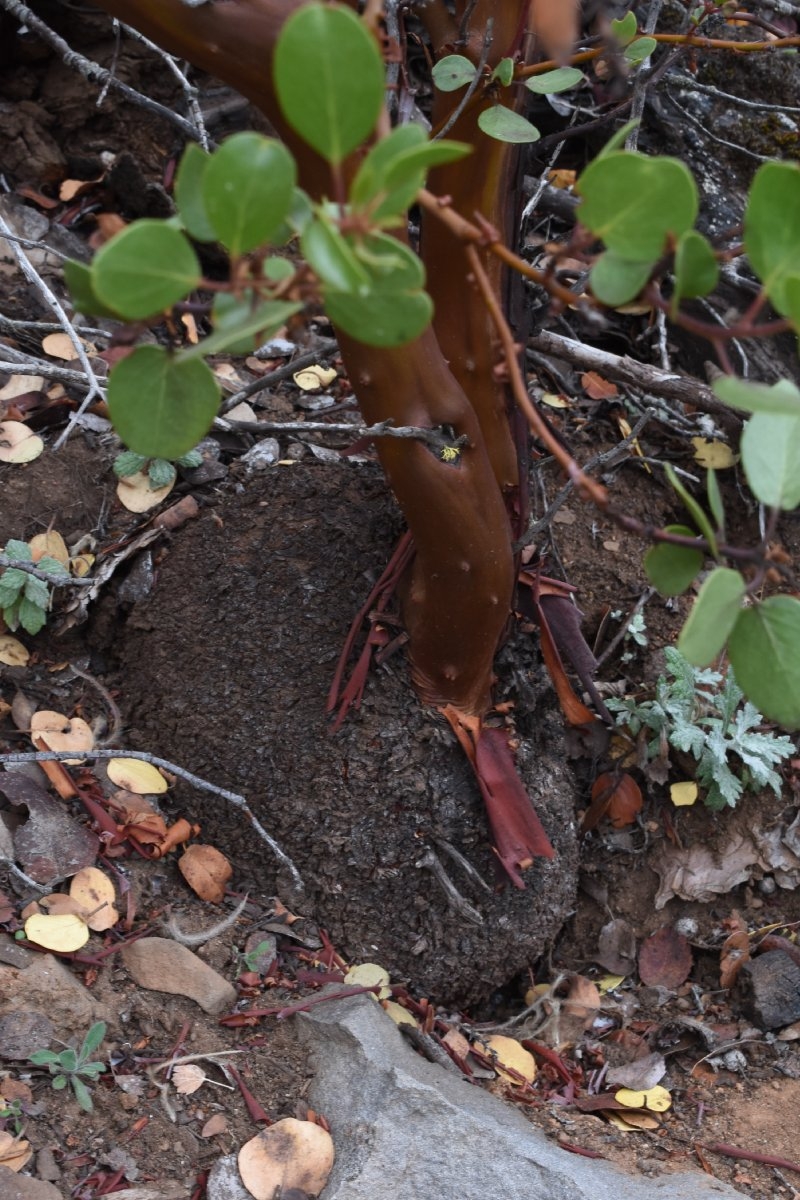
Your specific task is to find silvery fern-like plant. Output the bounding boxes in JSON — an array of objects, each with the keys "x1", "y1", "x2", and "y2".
[{"x1": 607, "y1": 647, "x2": 794, "y2": 810}]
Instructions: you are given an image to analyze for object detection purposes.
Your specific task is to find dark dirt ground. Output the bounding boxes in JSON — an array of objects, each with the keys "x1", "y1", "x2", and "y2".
[{"x1": 2, "y1": 4, "x2": 800, "y2": 1199}]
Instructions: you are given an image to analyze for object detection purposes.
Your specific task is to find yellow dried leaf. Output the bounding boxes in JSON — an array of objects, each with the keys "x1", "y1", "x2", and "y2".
[
  {"x1": 29, "y1": 531, "x2": 70, "y2": 566},
  {"x1": 0, "y1": 375, "x2": 44, "y2": 400},
  {"x1": 238, "y1": 1118, "x2": 334, "y2": 1200},
  {"x1": 0, "y1": 421, "x2": 44, "y2": 464},
  {"x1": 597, "y1": 974, "x2": 626, "y2": 994},
  {"x1": 69, "y1": 866, "x2": 119, "y2": 931},
  {"x1": 484, "y1": 1035, "x2": 537, "y2": 1083},
  {"x1": 382, "y1": 1000, "x2": 417, "y2": 1028},
  {"x1": 0, "y1": 635, "x2": 29, "y2": 667},
  {"x1": 642, "y1": 1084, "x2": 672, "y2": 1112},
  {"x1": 691, "y1": 437, "x2": 738, "y2": 469},
  {"x1": 616, "y1": 1111, "x2": 660, "y2": 1130},
  {"x1": 172, "y1": 1064, "x2": 206, "y2": 1095},
  {"x1": 614, "y1": 1088, "x2": 647, "y2": 1108},
  {"x1": 670, "y1": 781, "x2": 698, "y2": 807},
  {"x1": 107, "y1": 758, "x2": 168, "y2": 794},
  {"x1": 24, "y1": 911, "x2": 90, "y2": 952},
  {"x1": 344, "y1": 962, "x2": 391, "y2": 1000},
  {"x1": 178, "y1": 844, "x2": 233, "y2": 903},
  {"x1": 0, "y1": 1130, "x2": 33, "y2": 1172},
  {"x1": 116, "y1": 471, "x2": 175, "y2": 513},
  {"x1": 41, "y1": 332, "x2": 81, "y2": 360},
  {"x1": 70, "y1": 552, "x2": 95, "y2": 578},
  {"x1": 293, "y1": 365, "x2": 337, "y2": 391},
  {"x1": 30, "y1": 710, "x2": 94, "y2": 762},
  {"x1": 541, "y1": 393, "x2": 570, "y2": 408},
  {"x1": 605, "y1": 1111, "x2": 639, "y2": 1131},
  {"x1": 39, "y1": 894, "x2": 86, "y2": 917}
]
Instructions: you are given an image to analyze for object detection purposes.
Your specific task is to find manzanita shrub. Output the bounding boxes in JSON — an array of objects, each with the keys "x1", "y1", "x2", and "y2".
[{"x1": 62, "y1": 0, "x2": 800, "y2": 876}]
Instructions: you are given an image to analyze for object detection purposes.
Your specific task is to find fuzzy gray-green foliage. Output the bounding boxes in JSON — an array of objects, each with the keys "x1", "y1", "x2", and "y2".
[{"x1": 606, "y1": 646, "x2": 794, "y2": 809}]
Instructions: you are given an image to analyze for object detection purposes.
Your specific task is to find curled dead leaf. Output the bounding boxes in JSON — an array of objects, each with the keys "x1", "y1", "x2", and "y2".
[
  {"x1": 583, "y1": 772, "x2": 642, "y2": 831},
  {"x1": 238, "y1": 1118, "x2": 334, "y2": 1200},
  {"x1": 30, "y1": 709, "x2": 94, "y2": 763},
  {"x1": 0, "y1": 635, "x2": 29, "y2": 667},
  {"x1": 178, "y1": 843, "x2": 232, "y2": 902},
  {"x1": 0, "y1": 1130, "x2": 33, "y2": 1172}
]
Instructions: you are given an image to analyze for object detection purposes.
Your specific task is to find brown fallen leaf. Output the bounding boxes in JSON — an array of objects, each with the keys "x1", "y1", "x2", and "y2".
[
  {"x1": 30, "y1": 709, "x2": 95, "y2": 763},
  {"x1": 0, "y1": 1130, "x2": 33, "y2": 1172},
  {"x1": 638, "y1": 926, "x2": 693, "y2": 990},
  {"x1": 238, "y1": 1118, "x2": 334, "y2": 1200},
  {"x1": 581, "y1": 371, "x2": 618, "y2": 400},
  {"x1": 583, "y1": 771, "x2": 642, "y2": 831},
  {"x1": 201, "y1": 1113, "x2": 228, "y2": 1138},
  {"x1": 172, "y1": 1064, "x2": 206, "y2": 1095},
  {"x1": 178, "y1": 843, "x2": 233, "y2": 902},
  {"x1": 69, "y1": 866, "x2": 119, "y2": 932}
]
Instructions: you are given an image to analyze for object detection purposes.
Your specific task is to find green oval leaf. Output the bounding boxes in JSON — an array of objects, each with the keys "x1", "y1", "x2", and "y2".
[
  {"x1": 432, "y1": 54, "x2": 477, "y2": 92},
  {"x1": 590, "y1": 251, "x2": 654, "y2": 306},
  {"x1": 611, "y1": 11, "x2": 637, "y2": 45},
  {"x1": 198, "y1": 297, "x2": 302, "y2": 359},
  {"x1": 274, "y1": 3, "x2": 385, "y2": 165},
  {"x1": 677, "y1": 566, "x2": 746, "y2": 666},
  {"x1": 644, "y1": 525, "x2": 703, "y2": 596},
  {"x1": 108, "y1": 345, "x2": 220, "y2": 459},
  {"x1": 301, "y1": 217, "x2": 370, "y2": 292},
  {"x1": 63, "y1": 259, "x2": 122, "y2": 319},
  {"x1": 728, "y1": 597, "x2": 800, "y2": 729},
  {"x1": 477, "y1": 106, "x2": 540, "y2": 144},
  {"x1": 174, "y1": 143, "x2": 217, "y2": 242},
  {"x1": 624, "y1": 36, "x2": 656, "y2": 63},
  {"x1": 491, "y1": 57, "x2": 514, "y2": 87},
  {"x1": 741, "y1": 410, "x2": 800, "y2": 509},
  {"x1": 673, "y1": 230, "x2": 718, "y2": 312},
  {"x1": 714, "y1": 376, "x2": 800, "y2": 416},
  {"x1": 324, "y1": 288, "x2": 432, "y2": 348},
  {"x1": 664, "y1": 463, "x2": 718, "y2": 558},
  {"x1": 577, "y1": 152, "x2": 698, "y2": 261},
  {"x1": 350, "y1": 233, "x2": 425, "y2": 290},
  {"x1": 744, "y1": 161, "x2": 800, "y2": 317},
  {"x1": 526, "y1": 67, "x2": 583, "y2": 95},
  {"x1": 202, "y1": 133, "x2": 296, "y2": 257},
  {"x1": 350, "y1": 126, "x2": 470, "y2": 222},
  {"x1": 706, "y1": 468, "x2": 725, "y2": 536},
  {"x1": 92, "y1": 222, "x2": 201, "y2": 320}
]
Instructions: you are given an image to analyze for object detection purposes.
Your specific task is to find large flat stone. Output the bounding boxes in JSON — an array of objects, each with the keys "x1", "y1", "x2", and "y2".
[{"x1": 299, "y1": 994, "x2": 745, "y2": 1200}]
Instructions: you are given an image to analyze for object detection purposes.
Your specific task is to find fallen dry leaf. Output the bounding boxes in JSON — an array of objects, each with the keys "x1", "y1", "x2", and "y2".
[
  {"x1": 41, "y1": 332, "x2": 81, "y2": 361},
  {"x1": 343, "y1": 962, "x2": 391, "y2": 1000},
  {"x1": 583, "y1": 772, "x2": 642, "y2": 831},
  {"x1": 670, "y1": 781, "x2": 698, "y2": 807},
  {"x1": 0, "y1": 635, "x2": 29, "y2": 667},
  {"x1": 201, "y1": 1113, "x2": 228, "y2": 1138},
  {"x1": 238, "y1": 1118, "x2": 334, "y2": 1200},
  {"x1": 484, "y1": 1034, "x2": 537, "y2": 1084},
  {"x1": 691, "y1": 437, "x2": 738, "y2": 469},
  {"x1": 382, "y1": 1000, "x2": 417, "y2": 1028},
  {"x1": 30, "y1": 709, "x2": 95, "y2": 763},
  {"x1": 24, "y1": 911, "x2": 90, "y2": 952},
  {"x1": 29, "y1": 531, "x2": 70, "y2": 566},
  {"x1": 615, "y1": 1085, "x2": 672, "y2": 1112},
  {"x1": 178, "y1": 843, "x2": 232, "y2": 902},
  {"x1": 638, "y1": 926, "x2": 693, "y2": 990},
  {"x1": 69, "y1": 866, "x2": 119, "y2": 931},
  {"x1": 172, "y1": 1064, "x2": 206, "y2": 1095},
  {"x1": 0, "y1": 1130, "x2": 33, "y2": 1172},
  {"x1": 0, "y1": 421, "x2": 44, "y2": 463},
  {"x1": 581, "y1": 371, "x2": 618, "y2": 400},
  {"x1": 116, "y1": 471, "x2": 175, "y2": 513},
  {"x1": 293, "y1": 364, "x2": 337, "y2": 391},
  {"x1": 107, "y1": 757, "x2": 168, "y2": 795},
  {"x1": 0, "y1": 375, "x2": 45, "y2": 401},
  {"x1": 720, "y1": 928, "x2": 751, "y2": 989}
]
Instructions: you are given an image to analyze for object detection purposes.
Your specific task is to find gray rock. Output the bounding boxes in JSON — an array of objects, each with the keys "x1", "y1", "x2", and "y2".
[
  {"x1": 0, "y1": 954, "x2": 109, "y2": 1046},
  {"x1": 299, "y1": 994, "x2": 746, "y2": 1200},
  {"x1": 121, "y1": 938, "x2": 236, "y2": 1015},
  {"x1": 206, "y1": 1153, "x2": 251, "y2": 1200},
  {"x1": 0, "y1": 1165, "x2": 65, "y2": 1200}
]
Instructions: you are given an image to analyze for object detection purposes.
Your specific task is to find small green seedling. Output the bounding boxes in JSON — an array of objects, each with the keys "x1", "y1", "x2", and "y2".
[
  {"x1": 0, "y1": 1096, "x2": 25, "y2": 1135},
  {"x1": 113, "y1": 447, "x2": 203, "y2": 490},
  {"x1": 0, "y1": 540, "x2": 68, "y2": 635},
  {"x1": 29, "y1": 1021, "x2": 108, "y2": 1113},
  {"x1": 607, "y1": 647, "x2": 793, "y2": 810}
]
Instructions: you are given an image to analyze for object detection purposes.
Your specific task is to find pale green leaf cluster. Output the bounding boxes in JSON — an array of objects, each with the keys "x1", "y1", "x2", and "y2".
[
  {"x1": 29, "y1": 1021, "x2": 107, "y2": 1113},
  {"x1": 607, "y1": 648, "x2": 793, "y2": 809},
  {"x1": 0, "y1": 539, "x2": 66, "y2": 636}
]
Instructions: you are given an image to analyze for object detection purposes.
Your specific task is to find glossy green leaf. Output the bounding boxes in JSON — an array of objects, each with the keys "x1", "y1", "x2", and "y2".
[
  {"x1": 432, "y1": 54, "x2": 477, "y2": 91},
  {"x1": 92, "y1": 223, "x2": 201, "y2": 320},
  {"x1": 677, "y1": 567, "x2": 746, "y2": 666},
  {"x1": 492, "y1": 57, "x2": 514, "y2": 86},
  {"x1": 740, "y1": 410, "x2": 800, "y2": 509},
  {"x1": 63, "y1": 260, "x2": 121, "y2": 319},
  {"x1": 672, "y1": 230, "x2": 718, "y2": 312},
  {"x1": 302, "y1": 217, "x2": 370, "y2": 292},
  {"x1": 351, "y1": 232, "x2": 426, "y2": 289},
  {"x1": 744, "y1": 161, "x2": 800, "y2": 318},
  {"x1": 706, "y1": 468, "x2": 725, "y2": 537},
  {"x1": 174, "y1": 143, "x2": 217, "y2": 242},
  {"x1": 263, "y1": 257, "x2": 295, "y2": 283},
  {"x1": 324, "y1": 288, "x2": 432, "y2": 347},
  {"x1": 273, "y1": 3, "x2": 385, "y2": 165},
  {"x1": 202, "y1": 133, "x2": 295, "y2": 257},
  {"x1": 108, "y1": 345, "x2": 220, "y2": 459},
  {"x1": 477, "y1": 106, "x2": 540, "y2": 144},
  {"x1": 351, "y1": 124, "x2": 426, "y2": 209},
  {"x1": 645, "y1": 525, "x2": 703, "y2": 596},
  {"x1": 664, "y1": 463, "x2": 718, "y2": 558},
  {"x1": 526, "y1": 67, "x2": 584, "y2": 94},
  {"x1": 199, "y1": 296, "x2": 302, "y2": 358},
  {"x1": 351, "y1": 125, "x2": 470, "y2": 222},
  {"x1": 590, "y1": 251, "x2": 653, "y2": 305},
  {"x1": 577, "y1": 151, "x2": 697, "y2": 261},
  {"x1": 624, "y1": 36, "x2": 656, "y2": 63},
  {"x1": 383, "y1": 140, "x2": 471, "y2": 186},
  {"x1": 713, "y1": 376, "x2": 800, "y2": 416},
  {"x1": 728, "y1": 597, "x2": 800, "y2": 729},
  {"x1": 611, "y1": 11, "x2": 637, "y2": 45}
]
